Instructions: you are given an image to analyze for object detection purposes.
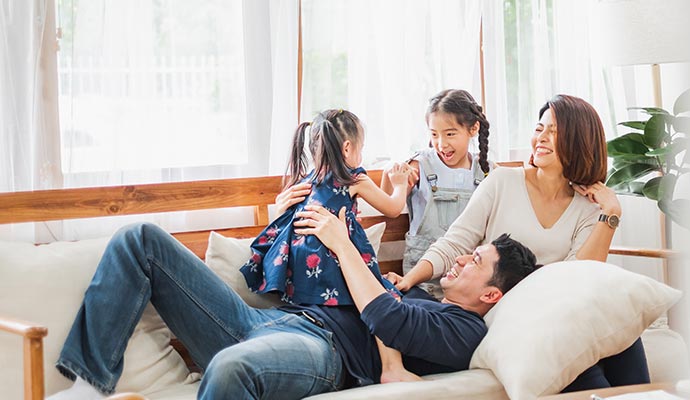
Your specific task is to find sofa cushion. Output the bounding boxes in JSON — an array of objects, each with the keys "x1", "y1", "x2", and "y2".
[
  {"x1": 469, "y1": 260, "x2": 682, "y2": 400},
  {"x1": 0, "y1": 237, "x2": 191, "y2": 400},
  {"x1": 642, "y1": 326, "x2": 690, "y2": 382},
  {"x1": 204, "y1": 222, "x2": 386, "y2": 308}
]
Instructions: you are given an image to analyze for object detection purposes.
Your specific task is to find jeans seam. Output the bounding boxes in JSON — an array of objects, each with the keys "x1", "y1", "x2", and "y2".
[
  {"x1": 108, "y1": 277, "x2": 148, "y2": 369},
  {"x1": 147, "y1": 255, "x2": 244, "y2": 341}
]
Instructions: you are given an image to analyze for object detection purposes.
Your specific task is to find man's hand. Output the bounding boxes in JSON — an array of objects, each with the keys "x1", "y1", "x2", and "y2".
[
  {"x1": 275, "y1": 182, "x2": 312, "y2": 215},
  {"x1": 294, "y1": 205, "x2": 351, "y2": 255}
]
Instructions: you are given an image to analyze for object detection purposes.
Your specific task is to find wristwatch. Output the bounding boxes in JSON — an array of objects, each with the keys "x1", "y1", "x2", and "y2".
[{"x1": 598, "y1": 213, "x2": 620, "y2": 229}]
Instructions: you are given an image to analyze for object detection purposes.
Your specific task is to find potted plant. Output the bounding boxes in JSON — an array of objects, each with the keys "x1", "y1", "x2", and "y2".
[{"x1": 605, "y1": 88, "x2": 690, "y2": 230}]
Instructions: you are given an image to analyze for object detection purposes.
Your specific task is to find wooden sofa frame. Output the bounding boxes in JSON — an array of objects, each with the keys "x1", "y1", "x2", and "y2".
[{"x1": 0, "y1": 170, "x2": 676, "y2": 400}]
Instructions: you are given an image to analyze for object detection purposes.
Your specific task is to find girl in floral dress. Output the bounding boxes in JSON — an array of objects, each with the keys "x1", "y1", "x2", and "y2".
[{"x1": 241, "y1": 109, "x2": 421, "y2": 383}]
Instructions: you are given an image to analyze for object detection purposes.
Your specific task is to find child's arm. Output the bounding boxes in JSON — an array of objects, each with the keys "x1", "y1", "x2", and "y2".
[
  {"x1": 380, "y1": 161, "x2": 419, "y2": 196},
  {"x1": 377, "y1": 337, "x2": 422, "y2": 383},
  {"x1": 353, "y1": 165, "x2": 410, "y2": 218}
]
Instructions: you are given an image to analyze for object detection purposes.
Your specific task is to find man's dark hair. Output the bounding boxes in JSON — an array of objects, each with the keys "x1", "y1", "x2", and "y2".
[{"x1": 488, "y1": 233, "x2": 541, "y2": 294}]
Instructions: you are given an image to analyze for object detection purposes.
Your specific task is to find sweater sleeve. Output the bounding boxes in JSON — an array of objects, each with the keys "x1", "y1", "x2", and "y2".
[
  {"x1": 421, "y1": 167, "x2": 502, "y2": 279},
  {"x1": 565, "y1": 196, "x2": 600, "y2": 260},
  {"x1": 360, "y1": 293, "x2": 486, "y2": 369}
]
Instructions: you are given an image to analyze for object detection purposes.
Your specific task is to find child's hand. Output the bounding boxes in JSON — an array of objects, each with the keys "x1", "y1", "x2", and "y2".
[{"x1": 387, "y1": 163, "x2": 410, "y2": 187}]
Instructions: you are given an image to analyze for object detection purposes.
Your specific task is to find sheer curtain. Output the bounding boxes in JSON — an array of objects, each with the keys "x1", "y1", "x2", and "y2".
[
  {"x1": 300, "y1": 0, "x2": 484, "y2": 166},
  {"x1": 482, "y1": 0, "x2": 621, "y2": 161},
  {"x1": 0, "y1": 0, "x2": 298, "y2": 241},
  {"x1": 0, "y1": 0, "x2": 61, "y2": 193}
]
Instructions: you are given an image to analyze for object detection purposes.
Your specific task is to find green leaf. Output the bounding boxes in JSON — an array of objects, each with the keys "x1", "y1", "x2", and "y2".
[
  {"x1": 618, "y1": 121, "x2": 646, "y2": 130},
  {"x1": 643, "y1": 114, "x2": 668, "y2": 148},
  {"x1": 658, "y1": 198, "x2": 690, "y2": 230},
  {"x1": 628, "y1": 107, "x2": 670, "y2": 116},
  {"x1": 642, "y1": 176, "x2": 663, "y2": 200},
  {"x1": 673, "y1": 88, "x2": 690, "y2": 116},
  {"x1": 605, "y1": 163, "x2": 658, "y2": 188},
  {"x1": 607, "y1": 134, "x2": 650, "y2": 156},
  {"x1": 673, "y1": 116, "x2": 690, "y2": 133},
  {"x1": 642, "y1": 175, "x2": 676, "y2": 201}
]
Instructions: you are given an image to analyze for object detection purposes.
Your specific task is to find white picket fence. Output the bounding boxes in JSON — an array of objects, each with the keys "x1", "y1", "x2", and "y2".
[{"x1": 58, "y1": 55, "x2": 235, "y2": 99}]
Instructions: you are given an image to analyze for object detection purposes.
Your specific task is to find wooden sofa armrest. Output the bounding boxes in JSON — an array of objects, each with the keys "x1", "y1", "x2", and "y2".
[
  {"x1": 0, "y1": 317, "x2": 147, "y2": 400},
  {"x1": 0, "y1": 317, "x2": 48, "y2": 400}
]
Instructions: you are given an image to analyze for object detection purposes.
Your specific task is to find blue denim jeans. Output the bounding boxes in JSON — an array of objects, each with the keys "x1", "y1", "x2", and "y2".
[{"x1": 56, "y1": 223, "x2": 344, "y2": 399}]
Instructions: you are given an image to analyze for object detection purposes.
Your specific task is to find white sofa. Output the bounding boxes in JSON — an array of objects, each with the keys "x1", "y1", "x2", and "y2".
[{"x1": 1, "y1": 233, "x2": 689, "y2": 400}]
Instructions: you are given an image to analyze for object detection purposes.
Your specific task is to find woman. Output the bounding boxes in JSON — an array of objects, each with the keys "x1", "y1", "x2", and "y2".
[{"x1": 386, "y1": 94, "x2": 648, "y2": 392}]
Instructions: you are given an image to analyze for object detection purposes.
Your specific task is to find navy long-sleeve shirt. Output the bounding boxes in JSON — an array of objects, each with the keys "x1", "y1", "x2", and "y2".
[{"x1": 280, "y1": 287, "x2": 487, "y2": 387}]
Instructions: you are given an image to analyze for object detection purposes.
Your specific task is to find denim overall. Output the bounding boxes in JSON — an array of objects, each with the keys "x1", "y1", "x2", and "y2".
[{"x1": 403, "y1": 150, "x2": 487, "y2": 299}]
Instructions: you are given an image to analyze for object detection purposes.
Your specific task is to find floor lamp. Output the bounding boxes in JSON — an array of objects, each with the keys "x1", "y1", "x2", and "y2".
[{"x1": 595, "y1": 0, "x2": 690, "y2": 108}]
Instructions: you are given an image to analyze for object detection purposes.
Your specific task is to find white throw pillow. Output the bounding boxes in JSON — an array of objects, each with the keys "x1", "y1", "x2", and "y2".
[
  {"x1": 469, "y1": 260, "x2": 682, "y2": 400},
  {"x1": 205, "y1": 222, "x2": 387, "y2": 308},
  {"x1": 0, "y1": 238, "x2": 191, "y2": 400}
]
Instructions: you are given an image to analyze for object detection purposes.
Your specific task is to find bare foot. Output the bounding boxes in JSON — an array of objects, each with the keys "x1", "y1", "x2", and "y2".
[{"x1": 380, "y1": 369, "x2": 423, "y2": 384}]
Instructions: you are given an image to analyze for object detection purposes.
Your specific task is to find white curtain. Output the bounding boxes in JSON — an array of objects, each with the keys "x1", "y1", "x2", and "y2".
[
  {"x1": 0, "y1": 0, "x2": 61, "y2": 193},
  {"x1": 300, "y1": 0, "x2": 484, "y2": 166},
  {"x1": 482, "y1": 0, "x2": 623, "y2": 161}
]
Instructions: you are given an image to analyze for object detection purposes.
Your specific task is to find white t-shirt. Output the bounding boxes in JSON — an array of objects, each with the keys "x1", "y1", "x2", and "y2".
[{"x1": 422, "y1": 166, "x2": 600, "y2": 278}]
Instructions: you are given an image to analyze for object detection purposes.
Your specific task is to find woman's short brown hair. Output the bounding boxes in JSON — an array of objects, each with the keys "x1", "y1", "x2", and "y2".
[{"x1": 539, "y1": 94, "x2": 608, "y2": 185}]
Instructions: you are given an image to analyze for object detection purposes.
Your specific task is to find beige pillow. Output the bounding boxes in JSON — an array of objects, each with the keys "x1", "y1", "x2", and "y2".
[
  {"x1": 0, "y1": 238, "x2": 191, "y2": 400},
  {"x1": 205, "y1": 222, "x2": 387, "y2": 308},
  {"x1": 469, "y1": 260, "x2": 682, "y2": 400}
]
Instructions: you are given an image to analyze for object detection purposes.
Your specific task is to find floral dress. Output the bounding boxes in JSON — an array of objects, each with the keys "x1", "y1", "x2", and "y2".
[{"x1": 240, "y1": 167, "x2": 401, "y2": 306}]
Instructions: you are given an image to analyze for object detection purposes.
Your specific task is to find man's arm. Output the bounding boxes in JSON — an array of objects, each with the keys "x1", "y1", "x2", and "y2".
[
  {"x1": 360, "y1": 295, "x2": 486, "y2": 370},
  {"x1": 294, "y1": 205, "x2": 486, "y2": 369},
  {"x1": 293, "y1": 205, "x2": 386, "y2": 312}
]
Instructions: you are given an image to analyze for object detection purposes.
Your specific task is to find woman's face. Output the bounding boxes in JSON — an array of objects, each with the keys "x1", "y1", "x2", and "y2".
[{"x1": 531, "y1": 107, "x2": 562, "y2": 171}]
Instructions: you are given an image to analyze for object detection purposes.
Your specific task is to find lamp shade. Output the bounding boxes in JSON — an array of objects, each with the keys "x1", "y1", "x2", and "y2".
[{"x1": 594, "y1": 0, "x2": 690, "y2": 66}]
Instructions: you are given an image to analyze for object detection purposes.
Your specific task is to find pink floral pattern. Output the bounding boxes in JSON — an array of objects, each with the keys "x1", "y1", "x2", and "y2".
[{"x1": 239, "y1": 167, "x2": 401, "y2": 306}]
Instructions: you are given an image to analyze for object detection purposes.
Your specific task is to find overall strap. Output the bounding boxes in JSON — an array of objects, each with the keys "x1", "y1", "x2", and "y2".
[
  {"x1": 472, "y1": 155, "x2": 489, "y2": 186},
  {"x1": 417, "y1": 154, "x2": 439, "y2": 193}
]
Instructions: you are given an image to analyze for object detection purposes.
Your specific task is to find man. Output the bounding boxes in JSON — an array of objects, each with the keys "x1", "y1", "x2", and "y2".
[{"x1": 48, "y1": 205, "x2": 540, "y2": 400}]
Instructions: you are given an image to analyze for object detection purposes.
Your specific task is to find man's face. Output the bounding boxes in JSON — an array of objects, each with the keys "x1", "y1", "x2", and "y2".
[{"x1": 440, "y1": 243, "x2": 500, "y2": 308}]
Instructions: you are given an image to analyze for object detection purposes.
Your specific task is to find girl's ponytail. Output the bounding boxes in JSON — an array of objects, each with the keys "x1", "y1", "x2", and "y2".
[
  {"x1": 314, "y1": 113, "x2": 357, "y2": 186},
  {"x1": 284, "y1": 121, "x2": 312, "y2": 189}
]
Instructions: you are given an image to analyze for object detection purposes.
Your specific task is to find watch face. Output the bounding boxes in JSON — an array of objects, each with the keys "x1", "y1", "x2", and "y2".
[{"x1": 608, "y1": 214, "x2": 620, "y2": 228}]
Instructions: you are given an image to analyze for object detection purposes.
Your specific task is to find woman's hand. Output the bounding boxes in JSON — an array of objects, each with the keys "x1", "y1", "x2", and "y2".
[
  {"x1": 294, "y1": 205, "x2": 351, "y2": 254},
  {"x1": 275, "y1": 182, "x2": 312, "y2": 215},
  {"x1": 385, "y1": 272, "x2": 412, "y2": 292},
  {"x1": 573, "y1": 181, "x2": 622, "y2": 215}
]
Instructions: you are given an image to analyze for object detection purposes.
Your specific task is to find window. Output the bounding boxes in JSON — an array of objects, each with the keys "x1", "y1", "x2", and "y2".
[
  {"x1": 57, "y1": 0, "x2": 247, "y2": 172},
  {"x1": 300, "y1": 0, "x2": 483, "y2": 166}
]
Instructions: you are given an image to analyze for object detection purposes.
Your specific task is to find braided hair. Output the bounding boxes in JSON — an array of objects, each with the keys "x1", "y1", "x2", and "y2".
[
  {"x1": 426, "y1": 89, "x2": 490, "y2": 174},
  {"x1": 284, "y1": 109, "x2": 363, "y2": 189}
]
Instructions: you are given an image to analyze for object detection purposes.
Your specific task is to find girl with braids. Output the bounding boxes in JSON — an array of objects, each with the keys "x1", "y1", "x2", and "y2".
[
  {"x1": 240, "y1": 108, "x2": 421, "y2": 384},
  {"x1": 381, "y1": 89, "x2": 492, "y2": 299}
]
